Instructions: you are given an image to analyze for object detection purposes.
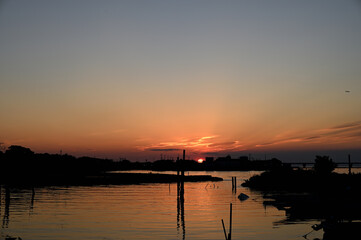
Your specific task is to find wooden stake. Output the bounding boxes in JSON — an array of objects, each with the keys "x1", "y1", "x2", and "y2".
[
  {"x1": 228, "y1": 203, "x2": 232, "y2": 240},
  {"x1": 182, "y1": 150, "x2": 185, "y2": 177},
  {"x1": 232, "y1": 177, "x2": 237, "y2": 193},
  {"x1": 221, "y1": 219, "x2": 228, "y2": 240},
  {"x1": 177, "y1": 156, "x2": 180, "y2": 176}
]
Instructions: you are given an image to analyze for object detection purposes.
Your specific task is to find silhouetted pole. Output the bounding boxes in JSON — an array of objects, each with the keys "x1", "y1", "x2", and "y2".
[
  {"x1": 221, "y1": 203, "x2": 233, "y2": 240},
  {"x1": 348, "y1": 154, "x2": 352, "y2": 175},
  {"x1": 177, "y1": 156, "x2": 180, "y2": 176},
  {"x1": 180, "y1": 150, "x2": 185, "y2": 197},
  {"x1": 228, "y1": 203, "x2": 232, "y2": 240},
  {"x1": 234, "y1": 177, "x2": 236, "y2": 191},
  {"x1": 177, "y1": 156, "x2": 180, "y2": 196},
  {"x1": 221, "y1": 219, "x2": 228, "y2": 240},
  {"x1": 232, "y1": 177, "x2": 237, "y2": 193},
  {"x1": 177, "y1": 150, "x2": 186, "y2": 239},
  {"x1": 182, "y1": 150, "x2": 185, "y2": 177}
]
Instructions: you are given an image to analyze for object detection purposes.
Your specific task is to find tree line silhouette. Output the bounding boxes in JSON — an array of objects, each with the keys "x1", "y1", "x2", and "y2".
[
  {"x1": 0, "y1": 145, "x2": 284, "y2": 175},
  {"x1": 2, "y1": 145, "x2": 332, "y2": 186}
]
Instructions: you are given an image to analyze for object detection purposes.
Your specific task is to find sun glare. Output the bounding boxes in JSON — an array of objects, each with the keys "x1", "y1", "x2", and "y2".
[{"x1": 197, "y1": 158, "x2": 204, "y2": 163}]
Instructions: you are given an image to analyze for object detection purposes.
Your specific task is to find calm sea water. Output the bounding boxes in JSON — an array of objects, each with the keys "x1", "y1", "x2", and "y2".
[{"x1": 2, "y1": 170, "x2": 351, "y2": 240}]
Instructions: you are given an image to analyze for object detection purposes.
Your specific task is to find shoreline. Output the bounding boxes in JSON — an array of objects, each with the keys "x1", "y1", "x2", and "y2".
[{"x1": 0, "y1": 172, "x2": 223, "y2": 187}]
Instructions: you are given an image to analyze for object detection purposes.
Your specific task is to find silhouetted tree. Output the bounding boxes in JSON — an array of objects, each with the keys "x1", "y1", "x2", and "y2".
[
  {"x1": 0, "y1": 145, "x2": 35, "y2": 177},
  {"x1": 314, "y1": 155, "x2": 336, "y2": 175},
  {"x1": 5, "y1": 145, "x2": 34, "y2": 159}
]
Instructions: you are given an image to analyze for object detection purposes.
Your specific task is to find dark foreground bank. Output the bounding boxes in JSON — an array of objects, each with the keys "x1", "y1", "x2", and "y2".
[
  {"x1": 85, "y1": 172, "x2": 223, "y2": 185},
  {"x1": 242, "y1": 161, "x2": 361, "y2": 240},
  {"x1": 0, "y1": 172, "x2": 223, "y2": 187},
  {"x1": 242, "y1": 167, "x2": 361, "y2": 219}
]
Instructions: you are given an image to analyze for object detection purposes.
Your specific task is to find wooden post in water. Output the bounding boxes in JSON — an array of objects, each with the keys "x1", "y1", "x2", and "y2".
[
  {"x1": 177, "y1": 151, "x2": 186, "y2": 240},
  {"x1": 231, "y1": 177, "x2": 237, "y2": 193},
  {"x1": 180, "y1": 150, "x2": 185, "y2": 198},
  {"x1": 228, "y1": 203, "x2": 232, "y2": 240},
  {"x1": 348, "y1": 154, "x2": 352, "y2": 175},
  {"x1": 220, "y1": 203, "x2": 233, "y2": 240},
  {"x1": 234, "y1": 177, "x2": 236, "y2": 191},
  {"x1": 221, "y1": 219, "x2": 228, "y2": 240},
  {"x1": 177, "y1": 156, "x2": 180, "y2": 176},
  {"x1": 182, "y1": 150, "x2": 185, "y2": 177}
]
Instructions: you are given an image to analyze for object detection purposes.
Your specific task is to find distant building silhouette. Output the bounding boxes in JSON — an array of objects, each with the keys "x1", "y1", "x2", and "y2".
[
  {"x1": 205, "y1": 157, "x2": 214, "y2": 164},
  {"x1": 214, "y1": 155, "x2": 251, "y2": 170}
]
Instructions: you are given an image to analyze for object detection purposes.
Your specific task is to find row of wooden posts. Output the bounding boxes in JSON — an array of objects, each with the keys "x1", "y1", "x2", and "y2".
[
  {"x1": 177, "y1": 151, "x2": 236, "y2": 240},
  {"x1": 221, "y1": 177, "x2": 238, "y2": 240}
]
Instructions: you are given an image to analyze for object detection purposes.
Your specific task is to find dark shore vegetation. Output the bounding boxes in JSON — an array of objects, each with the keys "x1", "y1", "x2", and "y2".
[
  {"x1": 242, "y1": 156, "x2": 361, "y2": 226},
  {"x1": 242, "y1": 155, "x2": 360, "y2": 192},
  {"x1": 0, "y1": 145, "x2": 225, "y2": 186},
  {"x1": 0, "y1": 145, "x2": 285, "y2": 186}
]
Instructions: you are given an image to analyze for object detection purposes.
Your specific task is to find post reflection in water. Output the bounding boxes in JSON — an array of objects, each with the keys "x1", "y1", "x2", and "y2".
[
  {"x1": 30, "y1": 187, "x2": 35, "y2": 214},
  {"x1": 177, "y1": 179, "x2": 185, "y2": 240},
  {"x1": 177, "y1": 151, "x2": 186, "y2": 240},
  {"x1": 0, "y1": 187, "x2": 36, "y2": 230},
  {"x1": 2, "y1": 187, "x2": 10, "y2": 228}
]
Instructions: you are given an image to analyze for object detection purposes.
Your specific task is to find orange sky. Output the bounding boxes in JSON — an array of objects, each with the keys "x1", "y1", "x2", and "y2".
[{"x1": 1, "y1": 1, "x2": 361, "y2": 161}]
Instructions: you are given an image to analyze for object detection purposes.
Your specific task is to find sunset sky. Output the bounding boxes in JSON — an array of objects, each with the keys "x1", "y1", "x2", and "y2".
[{"x1": 1, "y1": 0, "x2": 361, "y2": 161}]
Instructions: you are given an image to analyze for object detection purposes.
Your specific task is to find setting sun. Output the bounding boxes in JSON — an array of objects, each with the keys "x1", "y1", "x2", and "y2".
[{"x1": 197, "y1": 158, "x2": 204, "y2": 164}]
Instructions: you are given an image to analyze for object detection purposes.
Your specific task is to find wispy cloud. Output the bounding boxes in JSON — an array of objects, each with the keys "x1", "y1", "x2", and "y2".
[
  {"x1": 148, "y1": 148, "x2": 180, "y2": 152},
  {"x1": 139, "y1": 135, "x2": 245, "y2": 154},
  {"x1": 136, "y1": 121, "x2": 361, "y2": 156},
  {"x1": 329, "y1": 121, "x2": 361, "y2": 130},
  {"x1": 255, "y1": 120, "x2": 361, "y2": 148}
]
